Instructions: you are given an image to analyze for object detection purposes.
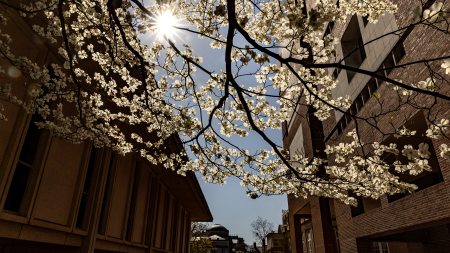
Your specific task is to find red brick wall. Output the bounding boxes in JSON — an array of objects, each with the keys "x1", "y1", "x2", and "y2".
[
  {"x1": 286, "y1": 1, "x2": 450, "y2": 253},
  {"x1": 332, "y1": 1, "x2": 450, "y2": 252}
]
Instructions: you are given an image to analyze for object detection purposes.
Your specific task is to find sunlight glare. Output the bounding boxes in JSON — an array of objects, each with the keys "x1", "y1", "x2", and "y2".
[{"x1": 153, "y1": 9, "x2": 179, "y2": 40}]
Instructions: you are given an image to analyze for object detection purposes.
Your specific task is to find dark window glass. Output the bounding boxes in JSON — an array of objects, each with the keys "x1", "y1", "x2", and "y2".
[
  {"x1": 384, "y1": 112, "x2": 444, "y2": 202},
  {"x1": 358, "y1": 36, "x2": 366, "y2": 60},
  {"x1": 4, "y1": 115, "x2": 42, "y2": 213},
  {"x1": 350, "y1": 195, "x2": 364, "y2": 217},
  {"x1": 126, "y1": 164, "x2": 140, "y2": 241},
  {"x1": 337, "y1": 122, "x2": 343, "y2": 135},
  {"x1": 145, "y1": 176, "x2": 159, "y2": 245},
  {"x1": 362, "y1": 16, "x2": 369, "y2": 26},
  {"x1": 341, "y1": 15, "x2": 366, "y2": 83},
  {"x1": 98, "y1": 154, "x2": 116, "y2": 234},
  {"x1": 382, "y1": 54, "x2": 395, "y2": 76},
  {"x1": 170, "y1": 203, "x2": 179, "y2": 250},
  {"x1": 4, "y1": 163, "x2": 31, "y2": 212},
  {"x1": 76, "y1": 147, "x2": 98, "y2": 229},
  {"x1": 392, "y1": 42, "x2": 406, "y2": 65},
  {"x1": 350, "y1": 104, "x2": 357, "y2": 116},
  {"x1": 162, "y1": 192, "x2": 170, "y2": 247},
  {"x1": 355, "y1": 97, "x2": 363, "y2": 113},
  {"x1": 345, "y1": 114, "x2": 352, "y2": 126},
  {"x1": 332, "y1": 68, "x2": 339, "y2": 79},
  {"x1": 371, "y1": 242, "x2": 390, "y2": 253},
  {"x1": 367, "y1": 78, "x2": 378, "y2": 95},
  {"x1": 18, "y1": 117, "x2": 41, "y2": 165},
  {"x1": 324, "y1": 21, "x2": 335, "y2": 37},
  {"x1": 361, "y1": 86, "x2": 370, "y2": 104}
]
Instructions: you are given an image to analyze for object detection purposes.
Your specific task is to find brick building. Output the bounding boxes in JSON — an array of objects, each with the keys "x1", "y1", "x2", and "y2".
[
  {"x1": 266, "y1": 211, "x2": 291, "y2": 253},
  {"x1": 0, "y1": 5, "x2": 212, "y2": 253},
  {"x1": 284, "y1": 0, "x2": 450, "y2": 253}
]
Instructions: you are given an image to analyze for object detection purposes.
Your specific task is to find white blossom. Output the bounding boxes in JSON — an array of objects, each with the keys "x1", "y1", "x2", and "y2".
[{"x1": 0, "y1": 0, "x2": 448, "y2": 204}]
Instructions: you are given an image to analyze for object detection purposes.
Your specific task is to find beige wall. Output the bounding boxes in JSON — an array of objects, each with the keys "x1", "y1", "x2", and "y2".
[
  {"x1": 0, "y1": 6, "x2": 211, "y2": 253},
  {"x1": 0, "y1": 101, "x2": 200, "y2": 253}
]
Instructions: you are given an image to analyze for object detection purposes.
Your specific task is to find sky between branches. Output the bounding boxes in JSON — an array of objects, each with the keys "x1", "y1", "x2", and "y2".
[{"x1": 141, "y1": 3, "x2": 287, "y2": 243}]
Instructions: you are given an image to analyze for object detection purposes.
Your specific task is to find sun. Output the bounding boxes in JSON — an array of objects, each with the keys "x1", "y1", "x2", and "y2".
[{"x1": 153, "y1": 9, "x2": 179, "y2": 40}]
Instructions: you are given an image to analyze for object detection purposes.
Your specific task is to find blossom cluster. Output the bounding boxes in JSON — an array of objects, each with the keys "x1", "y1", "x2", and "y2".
[{"x1": 0, "y1": 0, "x2": 449, "y2": 204}]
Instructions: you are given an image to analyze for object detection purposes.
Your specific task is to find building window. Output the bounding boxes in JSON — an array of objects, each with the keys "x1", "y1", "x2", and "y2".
[
  {"x1": 367, "y1": 78, "x2": 379, "y2": 94},
  {"x1": 341, "y1": 15, "x2": 366, "y2": 83},
  {"x1": 392, "y1": 42, "x2": 406, "y2": 65},
  {"x1": 350, "y1": 195, "x2": 382, "y2": 217},
  {"x1": 362, "y1": 16, "x2": 369, "y2": 27},
  {"x1": 324, "y1": 21, "x2": 335, "y2": 38},
  {"x1": 153, "y1": 187, "x2": 169, "y2": 248},
  {"x1": 382, "y1": 54, "x2": 395, "y2": 76},
  {"x1": 371, "y1": 242, "x2": 390, "y2": 253},
  {"x1": 3, "y1": 115, "x2": 43, "y2": 214},
  {"x1": 177, "y1": 209, "x2": 186, "y2": 253},
  {"x1": 125, "y1": 162, "x2": 140, "y2": 241},
  {"x1": 350, "y1": 195, "x2": 365, "y2": 217},
  {"x1": 76, "y1": 147, "x2": 98, "y2": 229},
  {"x1": 98, "y1": 154, "x2": 116, "y2": 234},
  {"x1": 332, "y1": 68, "x2": 340, "y2": 79},
  {"x1": 304, "y1": 229, "x2": 315, "y2": 253},
  {"x1": 145, "y1": 175, "x2": 159, "y2": 246},
  {"x1": 383, "y1": 112, "x2": 444, "y2": 203},
  {"x1": 170, "y1": 201, "x2": 180, "y2": 250},
  {"x1": 330, "y1": 43, "x2": 404, "y2": 139},
  {"x1": 162, "y1": 193, "x2": 171, "y2": 249}
]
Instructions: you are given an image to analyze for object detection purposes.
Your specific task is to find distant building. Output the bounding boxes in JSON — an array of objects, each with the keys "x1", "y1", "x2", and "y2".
[
  {"x1": 266, "y1": 233, "x2": 288, "y2": 253},
  {"x1": 244, "y1": 242, "x2": 262, "y2": 253},
  {"x1": 230, "y1": 235, "x2": 247, "y2": 253},
  {"x1": 280, "y1": 210, "x2": 291, "y2": 253},
  {"x1": 205, "y1": 224, "x2": 247, "y2": 253},
  {"x1": 266, "y1": 211, "x2": 291, "y2": 253}
]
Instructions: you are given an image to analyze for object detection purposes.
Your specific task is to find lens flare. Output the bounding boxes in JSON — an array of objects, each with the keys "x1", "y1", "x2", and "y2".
[{"x1": 153, "y1": 9, "x2": 179, "y2": 40}]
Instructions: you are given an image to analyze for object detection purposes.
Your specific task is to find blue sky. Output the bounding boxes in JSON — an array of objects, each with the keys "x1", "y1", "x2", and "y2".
[
  {"x1": 141, "y1": 7, "x2": 288, "y2": 245},
  {"x1": 180, "y1": 26, "x2": 288, "y2": 244}
]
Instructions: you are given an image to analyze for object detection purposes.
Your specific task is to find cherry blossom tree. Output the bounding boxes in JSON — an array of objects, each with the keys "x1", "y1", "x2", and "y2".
[
  {"x1": 190, "y1": 222, "x2": 213, "y2": 253},
  {"x1": 0, "y1": 0, "x2": 449, "y2": 204}
]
